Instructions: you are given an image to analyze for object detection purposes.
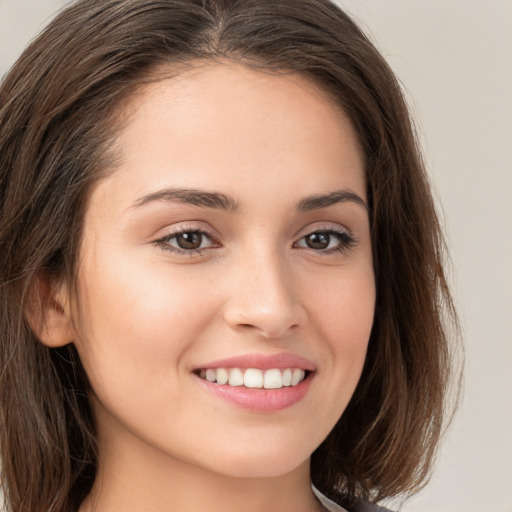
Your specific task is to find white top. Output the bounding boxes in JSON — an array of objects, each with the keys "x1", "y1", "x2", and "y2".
[
  {"x1": 312, "y1": 485, "x2": 349, "y2": 512},
  {"x1": 312, "y1": 485, "x2": 394, "y2": 512}
]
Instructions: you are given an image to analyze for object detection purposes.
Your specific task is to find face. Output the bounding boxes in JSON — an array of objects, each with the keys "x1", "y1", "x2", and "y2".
[{"x1": 71, "y1": 63, "x2": 375, "y2": 480}]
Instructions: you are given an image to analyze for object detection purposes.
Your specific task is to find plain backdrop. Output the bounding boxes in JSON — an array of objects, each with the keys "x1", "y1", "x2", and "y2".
[{"x1": 1, "y1": 1, "x2": 511, "y2": 511}]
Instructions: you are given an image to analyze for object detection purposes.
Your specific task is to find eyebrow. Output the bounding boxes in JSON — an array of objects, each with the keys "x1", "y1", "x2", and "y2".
[
  {"x1": 132, "y1": 187, "x2": 367, "y2": 212},
  {"x1": 132, "y1": 188, "x2": 240, "y2": 212},
  {"x1": 296, "y1": 190, "x2": 368, "y2": 212}
]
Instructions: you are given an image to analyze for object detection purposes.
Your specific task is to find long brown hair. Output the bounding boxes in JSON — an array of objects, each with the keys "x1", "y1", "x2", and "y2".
[{"x1": 0, "y1": 1, "x2": 459, "y2": 510}]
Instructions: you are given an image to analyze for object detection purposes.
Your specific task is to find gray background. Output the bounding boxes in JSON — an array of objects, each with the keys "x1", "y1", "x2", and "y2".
[{"x1": 1, "y1": 1, "x2": 511, "y2": 511}]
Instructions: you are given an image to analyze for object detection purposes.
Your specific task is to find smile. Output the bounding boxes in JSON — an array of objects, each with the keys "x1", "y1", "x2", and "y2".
[
  {"x1": 193, "y1": 353, "x2": 316, "y2": 412},
  {"x1": 197, "y1": 367, "x2": 308, "y2": 389}
]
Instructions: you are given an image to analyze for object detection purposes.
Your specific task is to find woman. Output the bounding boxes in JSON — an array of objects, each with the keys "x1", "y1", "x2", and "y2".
[{"x1": 0, "y1": 1, "x2": 458, "y2": 511}]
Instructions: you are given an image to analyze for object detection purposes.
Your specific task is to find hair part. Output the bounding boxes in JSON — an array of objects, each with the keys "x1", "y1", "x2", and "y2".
[{"x1": 0, "y1": 1, "x2": 460, "y2": 510}]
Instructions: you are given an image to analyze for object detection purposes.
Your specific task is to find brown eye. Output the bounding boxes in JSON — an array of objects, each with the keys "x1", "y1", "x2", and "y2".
[
  {"x1": 175, "y1": 231, "x2": 203, "y2": 250},
  {"x1": 295, "y1": 228, "x2": 355, "y2": 253},
  {"x1": 155, "y1": 229, "x2": 218, "y2": 254},
  {"x1": 304, "y1": 232, "x2": 331, "y2": 250}
]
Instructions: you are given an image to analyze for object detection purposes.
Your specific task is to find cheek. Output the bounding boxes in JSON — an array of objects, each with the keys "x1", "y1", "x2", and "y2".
[
  {"x1": 304, "y1": 264, "x2": 375, "y2": 388},
  {"x1": 308, "y1": 263, "x2": 375, "y2": 341},
  {"x1": 72, "y1": 250, "x2": 216, "y2": 389}
]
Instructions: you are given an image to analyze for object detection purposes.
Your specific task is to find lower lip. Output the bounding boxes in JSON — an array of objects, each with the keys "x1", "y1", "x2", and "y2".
[{"x1": 196, "y1": 373, "x2": 314, "y2": 413}]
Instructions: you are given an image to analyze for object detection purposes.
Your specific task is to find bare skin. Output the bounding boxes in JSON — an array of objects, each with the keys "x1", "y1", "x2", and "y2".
[{"x1": 45, "y1": 63, "x2": 374, "y2": 512}]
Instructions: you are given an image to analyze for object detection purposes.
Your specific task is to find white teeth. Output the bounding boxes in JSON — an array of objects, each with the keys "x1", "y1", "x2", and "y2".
[
  {"x1": 264, "y1": 368, "x2": 283, "y2": 389},
  {"x1": 244, "y1": 368, "x2": 263, "y2": 388},
  {"x1": 199, "y1": 367, "x2": 307, "y2": 389},
  {"x1": 291, "y1": 368, "x2": 304, "y2": 386},
  {"x1": 228, "y1": 368, "x2": 244, "y2": 387},
  {"x1": 282, "y1": 368, "x2": 292, "y2": 386},
  {"x1": 216, "y1": 368, "x2": 229, "y2": 385}
]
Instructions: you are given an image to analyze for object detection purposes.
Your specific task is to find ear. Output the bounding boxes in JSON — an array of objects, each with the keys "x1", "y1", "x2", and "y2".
[{"x1": 25, "y1": 272, "x2": 76, "y2": 347}]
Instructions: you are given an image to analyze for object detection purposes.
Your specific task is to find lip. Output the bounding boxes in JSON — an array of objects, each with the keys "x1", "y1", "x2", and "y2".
[
  {"x1": 196, "y1": 372, "x2": 314, "y2": 412},
  {"x1": 193, "y1": 352, "x2": 316, "y2": 413},
  {"x1": 194, "y1": 352, "x2": 317, "y2": 371}
]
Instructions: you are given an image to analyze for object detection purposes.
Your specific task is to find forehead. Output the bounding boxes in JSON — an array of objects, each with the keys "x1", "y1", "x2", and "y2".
[{"x1": 90, "y1": 62, "x2": 365, "y2": 216}]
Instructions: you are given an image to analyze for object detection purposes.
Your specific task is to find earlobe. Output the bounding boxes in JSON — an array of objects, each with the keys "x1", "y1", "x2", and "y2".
[{"x1": 25, "y1": 273, "x2": 76, "y2": 348}]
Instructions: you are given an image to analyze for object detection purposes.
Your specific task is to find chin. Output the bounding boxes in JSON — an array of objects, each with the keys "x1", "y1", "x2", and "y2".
[{"x1": 203, "y1": 444, "x2": 312, "y2": 479}]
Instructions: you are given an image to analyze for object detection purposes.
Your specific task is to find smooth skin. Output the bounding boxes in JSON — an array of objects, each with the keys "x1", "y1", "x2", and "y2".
[{"x1": 39, "y1": 63, "x2": 375, "y2": 512}]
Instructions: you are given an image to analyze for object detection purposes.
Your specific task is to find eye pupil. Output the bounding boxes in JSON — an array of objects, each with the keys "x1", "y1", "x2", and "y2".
[
  {"x1": 176, "y1": 232, "x2": 202, "y2": 250},
  {"x1": 306, "y1": 232, "x2": 330, "y2": 249}
]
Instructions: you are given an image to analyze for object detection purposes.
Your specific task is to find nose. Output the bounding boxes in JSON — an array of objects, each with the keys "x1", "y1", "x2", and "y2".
[{"x1": 222, "y1": 251, "x2": 306, "y2": 339}]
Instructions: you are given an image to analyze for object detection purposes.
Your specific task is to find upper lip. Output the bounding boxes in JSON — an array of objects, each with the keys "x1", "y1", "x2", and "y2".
[{"x1": 194, "y1": 352, "x2": 316, "y2": 371}]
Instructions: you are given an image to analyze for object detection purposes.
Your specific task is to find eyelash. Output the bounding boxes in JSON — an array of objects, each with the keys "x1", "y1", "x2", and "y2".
[
  {"x1": 153, "y1": 226, "x2": 356, "y2": 256},
  {"x1": 154, "y1": 227, "x2": 220, "y2": 256},
  {"x1": 294, "y1": 227, "x2": 356, "y2": 254}
]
